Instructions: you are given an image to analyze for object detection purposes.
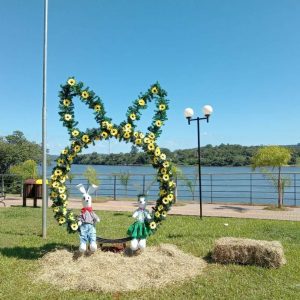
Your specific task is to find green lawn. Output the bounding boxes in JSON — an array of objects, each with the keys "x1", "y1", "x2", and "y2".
[{"x1": 0, "y1": 207, "x2": 299, "y2": 300}]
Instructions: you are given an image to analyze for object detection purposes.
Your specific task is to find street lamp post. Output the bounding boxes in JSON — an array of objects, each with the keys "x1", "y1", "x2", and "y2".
[{"x1": 184, "y1": 105, "x2": 213, "y2": 219}]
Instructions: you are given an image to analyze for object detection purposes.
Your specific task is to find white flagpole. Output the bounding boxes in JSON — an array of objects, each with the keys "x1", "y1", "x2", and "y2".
[{"x1": 42, "y1": 0, "x2": 48, "y2": 239}]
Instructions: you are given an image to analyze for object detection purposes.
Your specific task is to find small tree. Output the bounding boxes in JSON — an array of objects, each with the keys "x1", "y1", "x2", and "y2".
[
  {"x1": 251, "y1": 146, "x2": 291, "y2": 208},
  {"x1": 83, "y1": 166, "x2": 100, "y2": 186},
  {"x1": 9, "y1": 159, "x2": 39, "y2": 181}
]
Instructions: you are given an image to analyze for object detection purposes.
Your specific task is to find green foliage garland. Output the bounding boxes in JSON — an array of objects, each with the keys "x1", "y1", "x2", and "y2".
[{"x1": 50, "y1": 77, "x2": 176, "y2": 234}]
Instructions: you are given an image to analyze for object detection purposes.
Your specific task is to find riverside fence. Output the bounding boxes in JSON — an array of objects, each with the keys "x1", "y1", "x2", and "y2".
[{"x1": 1, "y1": 172, "x2": 300, "y2": 206}]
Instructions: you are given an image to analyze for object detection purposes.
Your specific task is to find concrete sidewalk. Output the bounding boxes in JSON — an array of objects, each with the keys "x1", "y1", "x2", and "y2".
[{"x1": 1, "y1": 196, "x2": 300, "y2": 221}]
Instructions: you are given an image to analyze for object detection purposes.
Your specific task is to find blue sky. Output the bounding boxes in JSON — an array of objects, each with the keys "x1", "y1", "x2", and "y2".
[{"x1": 0, "y1": 0, "x2": 299, "y2": 154}]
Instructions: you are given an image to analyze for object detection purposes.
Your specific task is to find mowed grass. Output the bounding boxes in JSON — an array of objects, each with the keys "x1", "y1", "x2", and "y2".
[{"x1": 0, "y1": 207, "x2": 300, "y2": 300}]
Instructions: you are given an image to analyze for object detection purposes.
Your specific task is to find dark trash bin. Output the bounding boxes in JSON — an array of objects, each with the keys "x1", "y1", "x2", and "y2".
[{"x1": 23, "y1": 179, "x2": 48, "y2": 207}]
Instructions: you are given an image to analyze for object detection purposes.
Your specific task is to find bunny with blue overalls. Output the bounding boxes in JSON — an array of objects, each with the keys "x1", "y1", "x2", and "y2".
[{"x1": 76, "y1": 184, "x2": 100, "y2": 253}]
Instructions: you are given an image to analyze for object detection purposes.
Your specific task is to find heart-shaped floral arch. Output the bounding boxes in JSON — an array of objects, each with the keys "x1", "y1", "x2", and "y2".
[{"x1": 50, "y1": 78, "x2": 176, "y2": 234}]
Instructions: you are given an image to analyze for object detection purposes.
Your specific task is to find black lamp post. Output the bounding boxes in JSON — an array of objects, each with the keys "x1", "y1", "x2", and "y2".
[{"x1": 184, "y1": 105, "x2": 213, "y2": 219}]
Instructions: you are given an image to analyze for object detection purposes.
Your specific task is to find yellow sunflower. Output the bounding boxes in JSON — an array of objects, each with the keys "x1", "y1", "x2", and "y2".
[
  {"x1": 54, "y1": 169, "x2": 63, "y2": 176},
  {"x1": 51, "y1": 191, "x2": 58, "y2": 198},
  {"x1": 53, "y1": 207, "x2": 59, "y2": 213},
  {"x1": 58, "y1": 217, "x2": 66, "y2": 224},
  {"x1": 59, "y1": 194, "x2": 67, "y2": 200},
  {"x1": 74, "y1": 145, "x2": 81, "y2": 152},
  {"x1": 138, "y1": 98, "x2": 145, "y2": 106},
  {"x1": 81, "y1": 91, "x2": 89, "y2": 99},
  {"x1": 169, "y1": 181, "x2": 176, "y2": 187},
  {"x1": 162, "y1": 211, "x2": 167, "y2": 218},
  {"x1": 123, "y1": 132, "x2": 131, "y2": 139},
  {"x1": 163, "y1": 174, "x2": 170, "y2": 182},
  {"x1": 148, "y1": 133, "x2": 155, "y2": 140},
  {"x1": 158, "y1": 205, "x2": 164, "y2": 211},
  {"x1": 82, "y1": 135, "x2": 90, "y2": 143},
  {"x1": 67, "y1": 78, "x2": 76, "y2": 86},
  {"x1": 151, "y1": 86, "x2": 158, "y2": 94},
  {"x1": 155, "y1": 211, "x2": 161, "y2": 218},
  {"x1": 155, "y1": 120, "x2": 162, "y2": 127},
  {"x1": 94, "y1": 104, "x2": 101, "y2": 112},
  {"x1": 148, "y1": 143, "x2": 155, "y2": 151},
  {"x1": 163, "y1": 161, "x2": 169, "y2": 168},
  {"x1": 129, "y1": 113, "x2": 136, "y2": 121},
  {"x1": 162, "y1": 197, "x2": 169, "y2": 205},
  {"x1": 135, "y1": 138, "x2": 142, "y2": 145},
  {"x1": 167, "y1": 194, "x2": 174, "y2": 201},
  {"x1": 63, "y1": 201, "x2": 69, "y2": 207},
  {"x1": 63, "y1": 99, "x2": 71, "y2": 106},
  {"x1": 144, "y1": 137, "x2": 150, "y2": 144},
  {"x1": 102, "y1": 121, "x2": 109, "y2": 128},
  {"x1": 160, "y1": 153, "x2": 166, "y2": 160},
  {"x1": 58, "y1": 186, "x2": 66, "y2": 194},
  {"x1": 71, "y1": 223, "x2": 78, "y2": 231},
  {"x1": 64, "y1": 114, "x2": 72, "y2": 121},
  {"x1": 110, "y1": 128, "x2": 118, "y2": 136},
  {"x1": 71, "y1": 130, "x2": 79, "y2": 137},
  {"x1": 57, "y1": 159, "x2": 64, "y2": 165},
  {"x1": 67, "y1": 156, "x2": 73, "y2": 162},
  {"x1": 60, "y1": 177, "x2": 66, "y2": 183},
  {"x1": 124, "y1": 123, "x2": 132, "y2": 130},
  {"x1": 155, "y1": 147, "x2": 161, "y2": 156},
  {"x1": 61, "y1": 149, "x2": 68, "y2": 155},
  {"x1": 133, "y1": 131, "x2": 139, "y2": 138},
  {"x1": 139, "y1": 133, "x2": 145, "y2": 139},
  {"x1": 160, "y1": 168, "x2": 167, "y2": 175},
  {"x1": 150, "y1": 222, "x2": 157, "y2": 230},
  {"x1": 101, "y1": 131, "x2": 108, "y2": 139},
  {"x1": 159, "y1": 104, "x2": 166, "y2": 111},
  {"x1": 52, "y1": 181, "x2": 59, "y2": 188}
]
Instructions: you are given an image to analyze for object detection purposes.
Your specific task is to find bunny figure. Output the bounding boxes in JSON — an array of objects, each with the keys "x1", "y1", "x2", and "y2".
[
  {"x1": 76, "y1": 183, "x2": 100, "y2": 253},
  {"x1": 127, "y1": 195, "x2": 152, "y2": 251}
]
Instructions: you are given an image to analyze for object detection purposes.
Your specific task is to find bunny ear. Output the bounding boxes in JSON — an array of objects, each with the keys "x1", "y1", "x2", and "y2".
[
  {"x1": 58, "y1": 77, "x2": 112, "y2": 141},
  {"x1": 76, "y1": 183, "x2": 86, "y2": 194},
  {"x1": 119, "y1": 82, "x2": 169, "y2": 141},
  {"x1": 87, "y1": 184, "x2": 98, "y2": 195}
]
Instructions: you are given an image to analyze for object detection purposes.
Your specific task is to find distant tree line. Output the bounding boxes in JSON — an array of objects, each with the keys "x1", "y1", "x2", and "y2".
[{"x1": 73, "y1": 144, "x2": 300, "y2": 166}]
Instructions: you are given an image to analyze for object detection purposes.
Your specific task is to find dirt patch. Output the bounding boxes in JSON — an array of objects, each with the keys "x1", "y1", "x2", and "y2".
[{"x1": 35, "y1": 244, "x2": 206, "y2": 292}]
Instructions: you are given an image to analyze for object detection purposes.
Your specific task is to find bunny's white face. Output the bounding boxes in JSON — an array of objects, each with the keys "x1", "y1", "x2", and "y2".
[
  {"x1": 82, "y1": 194, "x2": 92, "y2": 208},
  {"x1": 138, "y1": 197, "x2": 146, "y2": 209}
]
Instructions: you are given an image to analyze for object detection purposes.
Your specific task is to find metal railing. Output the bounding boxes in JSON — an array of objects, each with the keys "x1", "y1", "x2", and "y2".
[{"x1": 1, "y1": 172, "x2": 300, "y2": 206}]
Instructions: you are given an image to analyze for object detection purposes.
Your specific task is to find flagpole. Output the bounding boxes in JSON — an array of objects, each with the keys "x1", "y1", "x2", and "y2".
[{"x1": 42, "y1": 0, "x2": 48, "y2": 239}]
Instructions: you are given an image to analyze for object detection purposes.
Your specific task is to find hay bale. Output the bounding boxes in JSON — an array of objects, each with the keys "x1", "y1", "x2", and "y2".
[
  {"x1": 212, "y1": 237, "x2": 286, "y2": 268},
  {"x1": 34, "y1": 244, "x2": 206, "y2": 292}
]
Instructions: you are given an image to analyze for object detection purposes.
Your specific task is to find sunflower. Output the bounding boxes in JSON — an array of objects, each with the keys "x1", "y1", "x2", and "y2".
[
  {"x1": 139, "y1": 133, "x2": 145, "y2": 139},
  {"x1": 110, "y1": 128, "x2": 118, "y2": 136},
  {"x1": 167, "y1": 194, "x2": 174, "y2": 201},
  {"x1": 124, "y1": 123, "x2": 132, "y2": 130},
  {"x1": 155, "y1": 211, "x2": 161, "y2": 218},
  {"x1": 135, "y1": 138, "x2": 142, "y2": 145},
  {"x1": 169, "y1": 181, "x2": 175, "y2": 187},
  {"x1": 123, "y1": 132, "x2": 131, "y2": 139},
  {"x1": 150, "y1": 222, "x2": 157, "y2": 230},
  {"x1": 81, "y1": 91, "x2": 89, "y2": 99},
  {"x1": 71, "y1": 223, "x2": 78, "y2": 231},
  {"x1": 155, "y1": 120, "x2": 162, "y2": 127},
  {"x1": 161, "y1": 211, "x2": 167, "y2": 218},
  {"x1": 160, "y1": 153, "x2": 166, "y2": 160},
  {"x1": 153, "y1": 157, "x2": 159, "y2": 165},
  {"x1": 163, "y1": 161, "x2": 170, "y2": 168},
  {"x1": 52, "y1": 181, "x2": 59, "y2": 188},
  {"x1": 133, "y1": 131, "x2": 139, "y2": 138},
  {"x1": 94, "y1": 104, "x2": 101, "y2": 112},
  {"x1": 148, "y1": 143, "x2": 155, "y2": 151},
  {"x1": 67, "y1": 156, "x2": 74, "y2": 162},
  {"x1": 158, "y1": 205, "x2": 164, "y2": 211},
  {"x1": 63, "y1": 201, "x2": 69, "y2": 207},
  {"x1": 159, "y1": 189, "x2": 167, "y2": 196},
  {"x1": 155, "y1": 147, "x2": 161, "y2": 156},
  {"x1": 67, "y1": 78, "x2": 76, "y2": 86},
  {"x1": 102, "y1": 121, "x2": 109, "y2": 128},
  {"x1": 57, "y1": 158, "x2": 64, "y2": 165},
  {"x1": 163, "y1": 174, "x2": 170, "y2": 182},
  {"x1": 74, "y1": 145, "x2": 81, "y2": 152},
  {"x1": 59, "y1": 194, "x2": 67, "y2": 200},
  {"x1": 160, "y1": 168, "x2": 167, "y2": 175},
  {"x1": 58, "y1": 217, "x2": 66, "y2": 224},
  {"x1": 148, "y1": 133, "x2": 155, "y2": 140},
  {"x1": 107, "y1": 123, "x2": 113, "y2": 130},
  {"x1": 71, "y1": 130, "x2": 79, "y2": 137},
  {"x1": 151, "y1": 86, "x2": 158, "y2": 94},
  {"x1": 64, "y1": 114, "x2": 72, "y2": 121},
  {"x1": 162, "y1": 197, "x2": 169, "y2": 205},
  {"x1": 143, "y1": 137, "x2": 150, "y2": 144},
  {"x1": 101, "y1": 131, "x2": 108, "y2": 139},
  {"x1": 82, "y1": 135, "x2": 90, "y2": 143},
  {"x1": 138, "y1": 98, "x2": 145, "y2": 106},
  {"x1": 159, "y1": 104, "x2": 166, "y2": 111},
  {"x1": 58, "y1": 186, "x2": 66, "y2": 194},
  {"x1": 51, "y1": 175, "x2": 57, "y2": 181},
  {"x1": 54, "y1": 169, "x2": 63, "y2": 176},
  {"x1": 63, "y1": 99, "x2": 71, "y2": 106},
  {"x1": 53, "y1": 207, "x2": 59, "y2": 213},
  {"x1": 60, "y1": 177, "x2": 66, "y2": 183},
  {"x1": 50, "y1": 191, "x2": 58, "y2": 198},
  {"x1": 129, "y1": 113, "x2": 136, "y2": 121},
  {"x1": 61, "y1": 149, "x2": 68, "y2": 155}
]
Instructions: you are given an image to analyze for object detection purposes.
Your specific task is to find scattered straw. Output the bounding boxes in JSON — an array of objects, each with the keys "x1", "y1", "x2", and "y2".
[
  {"x1": 34, "y1": 244, "x2": 206, "y2": 292},
  {"x1": 212, "y1": 237, "x2": 286, "y2": 268}
]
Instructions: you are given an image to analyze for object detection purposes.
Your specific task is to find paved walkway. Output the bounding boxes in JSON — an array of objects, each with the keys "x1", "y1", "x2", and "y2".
[{"x1": 1, "y1": 196, "x2": 300, "y2": 221}]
